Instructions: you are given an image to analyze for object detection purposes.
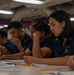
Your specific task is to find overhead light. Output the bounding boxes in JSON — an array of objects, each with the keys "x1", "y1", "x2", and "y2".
[
  {"x1": 4, "y1": 25, "x2": 8, "y2": 27},
  {"x1": 70, "y1": 18, "x2": 74, "y2": 21},
  {"x1": 0, "y1": 26, "x2": 4, "y2": 29},
  {"x1": 0, "y1": 10, "x2": 13, "y2": 15},
  {"x1": 13, "y1": 0, "x2": 44, "y2": 4}
]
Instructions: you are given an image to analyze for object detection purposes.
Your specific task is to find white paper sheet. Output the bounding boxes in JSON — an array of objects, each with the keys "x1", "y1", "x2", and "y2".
[
  {"x1": 0, "y1": 61, "x2": 19, "y2": 72},
  {"x1": 60, "y1": 72, "x2": 74, "y2": 75},
  {"x1": 5, "y1": 60, "x2": 25, "y2": 64},
  {"x1": 0, "y1": 68, "x2": 19, "y2": 72},
  {"x1": 32, "y1": 63, "x2": 68, "y2": 69}
]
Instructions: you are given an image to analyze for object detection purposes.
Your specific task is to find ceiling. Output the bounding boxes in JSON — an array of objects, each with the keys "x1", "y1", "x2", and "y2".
[{"x1": 0, "y1": 0, "x2": 74, "y2": 21}]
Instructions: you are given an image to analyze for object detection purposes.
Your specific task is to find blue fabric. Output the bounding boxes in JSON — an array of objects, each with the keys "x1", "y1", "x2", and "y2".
[
  {"x1": 54, "y1": 32, "x2": 74, "y2": 57},
  {"x1": 4, "y1": 40, "x2": 19, "y2": 54},
  {"x1": 21, "y1": 33, "x2": 32, "y2": 50},
  {"x1": 4, "y1": 33, "x2": 32, "y2": 54},
  {"x1": 28, "y1": 37, "x2": 56, "y2": 57}
]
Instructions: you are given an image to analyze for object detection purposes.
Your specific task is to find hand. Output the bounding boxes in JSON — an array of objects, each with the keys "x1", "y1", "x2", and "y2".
[
  {"x1": 33, "y1": 31, "x2": 41, "y2": 38},
  {"x1": 0, "y1": 55, "x2": 6, "y2": 60},
  {"x1": 11, "y1": 37, "x2": 23, "y2": 52},
  {"x1": 11, "y1": 37, "x2": 21, "y2": 47},
  {"x1": 23, "y1": 56, "x2": 38, "y2": 64},
  {"x1": 1, "y1": 46, "x2": 10, "y2": 55},
  {"x1": 67, "y1": 55, "x2": 74, "y2": 69}
]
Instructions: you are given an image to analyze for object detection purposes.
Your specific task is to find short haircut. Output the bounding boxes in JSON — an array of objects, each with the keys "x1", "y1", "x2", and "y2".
[
  {"x1": 0, "y1": 30, "x2": 7, "y2": 38},
  {"x1": 7, "y1": 21, "x2": 22, "y2": 30}
]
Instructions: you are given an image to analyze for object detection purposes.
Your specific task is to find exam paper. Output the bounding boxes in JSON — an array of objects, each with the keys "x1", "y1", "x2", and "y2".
[
  {"x1": 60, "y1": 72, "x2": 74, "y2": 75},
  {"x1": 5, "y1": 60, "x2": 25, "y2": 64},
  {"x1": 0, "y1": 61, "x2": 19, "y2": 72}
]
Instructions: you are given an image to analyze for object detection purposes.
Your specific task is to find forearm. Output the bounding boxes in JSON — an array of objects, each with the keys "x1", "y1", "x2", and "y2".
[
  {"x1": 11, "y1": 38, "x2": 23, "y2": 52},
  {"x1": 3, "y1": 52, "x2": 25, "y2": 60},
  {"x1": 33, "y1": 37, "x2": 42, "y2": 57},
  {"x1": 17, "y1": 44, "x2": 23, "y2": 52},
  {"x1": 36, "y1": 56, "x2": 70, "y2": 66}
]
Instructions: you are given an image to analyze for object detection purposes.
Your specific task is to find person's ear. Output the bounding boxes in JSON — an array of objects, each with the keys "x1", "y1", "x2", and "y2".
[
  {"x1": 19, "y1": 27, "x2": 22, "y2": 31},
  {"x1": 61, "y1": 21, "x2": 65, "y2": 27},
  {"x1": 41, "y1": 31, "x2": 45, "y2": 37}
]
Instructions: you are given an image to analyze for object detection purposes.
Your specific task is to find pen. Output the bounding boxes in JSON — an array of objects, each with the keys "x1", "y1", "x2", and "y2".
[{"x1": 6, "y1": 62, "x2": 18, "y2": 65}]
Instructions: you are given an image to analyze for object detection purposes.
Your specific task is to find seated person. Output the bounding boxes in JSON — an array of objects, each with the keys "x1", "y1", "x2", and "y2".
[
  {"x1": 0, "y1": 30, "x2": 10, "y2": 55},
  {"x1": 67, "y1": 55, "x2": 74, "y2": 69},
  {"x1": 0, "y1": 18, "x2": 55, "y2": 59},
  {"x1": 28, "y1": 17, "x2": 55, "y2": 58},
  {"x1": 7, "y1": 21, "x2": 32, "y2": 54},
  {"x1": 23, "y1": 10, "x2": 74, "y2": 66},
  {"x1": 0, "y1": 29, "x2": 32, "y2": 55}
]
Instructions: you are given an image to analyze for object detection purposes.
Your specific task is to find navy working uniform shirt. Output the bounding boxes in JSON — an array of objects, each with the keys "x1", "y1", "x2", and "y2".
[
  {"x1": 4, "y1": 33, "x2": 32, "y2": 54},
  {"x1": 28, "y1": 37, "x2": 55, "y2": 57},
  {"x1": 54, "y1": 32, "x2": 74, "y2": 57}
]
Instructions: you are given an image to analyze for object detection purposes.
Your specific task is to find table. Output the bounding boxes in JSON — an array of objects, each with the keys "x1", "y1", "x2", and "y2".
[{"x1": 0, "y1": 60, "x2": 74, "y2": 75}]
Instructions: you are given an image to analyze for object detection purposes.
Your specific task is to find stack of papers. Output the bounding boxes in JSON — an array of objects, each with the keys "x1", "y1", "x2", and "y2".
[
  {"x1": 60, "y1": 72, "x2": 74, "y2": 75},
  {"x1": 32, "y1": 64, "x2": 74, "y2": 75},
  {"x1": 32, "y1": 64, "x2": 60, "y2": 75},
  {"x1": 0, "y1": 61, "x2": 19, "y2": 72},
  {"x1": 37, "y1": 67, "x2": 60, "y2": 75},
  {"x1": 5, "y1": 60, "x2": 25, "y2": 64}
]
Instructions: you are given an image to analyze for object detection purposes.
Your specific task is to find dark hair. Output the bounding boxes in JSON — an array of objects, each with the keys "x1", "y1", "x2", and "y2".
[
  {"x1": 7, "y1": 21, "x2": 22, "y2": 30},
  {"x1": 0, "y1": 30, "x2": 7, "y2": 38},
  {"x1": 31, "y1": 17, "x2": 50, "y2": 35},
  {"x1": 48, "y1": 10, "x2": 74, "y2": 39}
]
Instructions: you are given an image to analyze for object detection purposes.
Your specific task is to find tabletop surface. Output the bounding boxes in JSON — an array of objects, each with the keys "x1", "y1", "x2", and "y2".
[{"x1": 0, "y1": 60, "x2": 74, "y2": 75}]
